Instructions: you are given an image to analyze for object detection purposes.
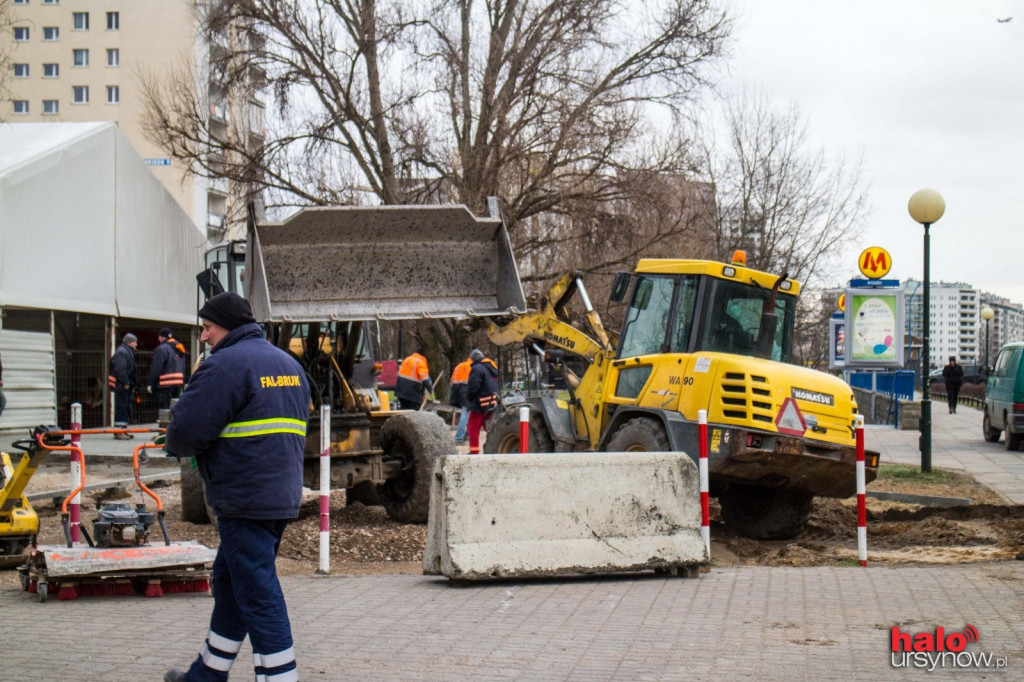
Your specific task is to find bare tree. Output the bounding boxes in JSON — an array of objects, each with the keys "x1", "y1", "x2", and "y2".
[
  {"x1": 143, "y1": 0, "x2": 730, "y2": 380},
  {"x1": 701, "y1": 92, "x2": 867, "y2": 289},
  {"x1": 699, "y1": 92, "x2": 869, "y2": 366}
]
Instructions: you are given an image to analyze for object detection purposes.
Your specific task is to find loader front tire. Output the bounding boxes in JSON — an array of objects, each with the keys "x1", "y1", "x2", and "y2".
[
  {"x1": 180, "y1": 459, "x2": 211, "y2": 524},
  {"x1": 719, "y1": 485, "x2": 812, "y2": 540},
  {"x1": 378, "y1": 411, "x2": 449, "y2": 524},
  {"x1": 483, "y1": 409, "x2": 554, "y2": 454}
]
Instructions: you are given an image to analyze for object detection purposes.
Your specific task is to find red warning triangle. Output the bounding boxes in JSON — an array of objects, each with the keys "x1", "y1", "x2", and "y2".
[{"x1": 775, "y1": 397, "x2": 806, "y2": 437}]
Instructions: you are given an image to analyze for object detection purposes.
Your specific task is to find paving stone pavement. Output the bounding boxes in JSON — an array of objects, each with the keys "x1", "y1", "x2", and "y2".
[{"x1": 3, "y1": 564, "x2": 1021, "y2": 681}]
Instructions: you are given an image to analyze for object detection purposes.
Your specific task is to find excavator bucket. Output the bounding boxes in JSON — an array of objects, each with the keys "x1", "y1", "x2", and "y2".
[{"x1": 246, "y1": 202, "x2": 527, "y2": 322}]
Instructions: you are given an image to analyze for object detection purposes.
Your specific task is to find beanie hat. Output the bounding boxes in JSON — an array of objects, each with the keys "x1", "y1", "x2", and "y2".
[
  {"x1": 122, "y1": 333, "x2": 137, "y2": 345},
  {"x1": 470, "y1": 348, "x2": 485, "y2": 361},
  {"x1": 158, "y1": 327, "x2": 173, "y2": 338},
  {"x1": 199, "y1": 292, "x2": 255, "y2": 331}
]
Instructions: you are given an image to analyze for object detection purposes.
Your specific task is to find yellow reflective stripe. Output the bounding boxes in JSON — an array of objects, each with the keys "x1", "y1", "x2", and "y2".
[{"x1": 219, "y1": 418, "x2": 307, "y2": 438}]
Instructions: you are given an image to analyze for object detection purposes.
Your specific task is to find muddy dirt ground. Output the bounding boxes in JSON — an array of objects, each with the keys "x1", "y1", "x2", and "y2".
[{"x1": 4, "y1": 459, "x2": 1023, "y2": 588}]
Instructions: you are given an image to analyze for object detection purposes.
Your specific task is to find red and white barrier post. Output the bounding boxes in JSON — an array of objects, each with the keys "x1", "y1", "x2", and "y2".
[
  {"x1": 697, "y1": 409, "x2": 710, "y2": 559},
  {"x1": 318, "y1": 404, "x2": 331, "y2": 574},
  {"x1": 855, "y1": 414, "x2": 867, "y2": 567},
  {"x1": 69, "y1": 402, "x2": 82, "y2": 544},
  {"x1": 519, "y1": 405, "x2": 530, "y2": 453}
]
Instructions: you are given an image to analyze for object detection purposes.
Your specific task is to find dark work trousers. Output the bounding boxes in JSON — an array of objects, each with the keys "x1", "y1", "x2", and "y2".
[
  {"x1": 155, "y1": 387, "x2": 182, "y2": 410},
  {"x1": 946, "y1": 382, "x2": 962, "y2": 412},
  {"x1": 398, "y1": 397, "x2": 422, "y2": 411},
  {"x1": 113, "y1": 387, "x2": 133, "y2": 426},
  {"x1": 185, "y1": 517, "x2": 297, "y2": 682}
]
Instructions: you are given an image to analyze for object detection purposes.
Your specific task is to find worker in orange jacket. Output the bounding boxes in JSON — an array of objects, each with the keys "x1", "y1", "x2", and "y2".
[
  {"x1": 395, "y1": 347, "x2": 432, "y2": 410},
  {"x1": 449, "y1": 356, "x2": 473, "y2": 444}
]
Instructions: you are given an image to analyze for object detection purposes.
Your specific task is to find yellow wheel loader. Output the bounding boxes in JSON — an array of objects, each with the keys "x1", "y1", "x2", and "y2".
[
  {"x1": 184, "y1": 200, "x2": 526, "y2": 525},
  {"x1": 483, "y1": 254, "x2": 878, "y2": 540}
]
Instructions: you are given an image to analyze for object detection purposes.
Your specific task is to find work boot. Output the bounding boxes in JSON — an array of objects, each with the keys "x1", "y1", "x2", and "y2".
[
  {"x1": 113, "y1": 432, "x2": 131, "y2": 441},
  {"x1": 164, "y1": 670, "x2": 187, "y2": 682}
]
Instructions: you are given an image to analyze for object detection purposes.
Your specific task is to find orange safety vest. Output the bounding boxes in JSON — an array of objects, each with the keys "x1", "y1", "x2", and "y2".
[
  {"x1": 398, "y1": 353, "x2": 430, "y2": 383},
  {"x1": 452, "y1": 359, "x2": 472, "y2": 385}
]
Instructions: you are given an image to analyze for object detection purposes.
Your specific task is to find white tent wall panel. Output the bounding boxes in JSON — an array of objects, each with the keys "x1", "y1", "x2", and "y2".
[
  {"x1": 0, "y1": 125, "x2": 117, "y2": 316},
  {"x1": 114, "y1": 128, "x2": 206, "y2": 324},
  {"x1": 0, "y1": 329, "x2": 57, "y2": 435}
]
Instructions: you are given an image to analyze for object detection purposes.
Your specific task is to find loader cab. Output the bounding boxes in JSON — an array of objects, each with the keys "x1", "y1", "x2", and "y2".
[
  {"x1": 616, "y1": 262, "x2": 797, "y2": 364},
  {"x1": 198, "y1": 240, "x2": 246, "y2": 299}
]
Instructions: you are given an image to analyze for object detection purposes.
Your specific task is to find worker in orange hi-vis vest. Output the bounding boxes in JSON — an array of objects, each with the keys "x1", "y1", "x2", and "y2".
[
  {"x1": 395, "y1": 347, "x2": 433, "y2": 410},
  {"x1": 449, "y1": 356, "x2": 473, "y2": 444}
]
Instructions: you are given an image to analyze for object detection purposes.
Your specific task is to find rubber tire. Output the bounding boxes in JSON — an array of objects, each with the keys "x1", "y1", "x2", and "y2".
[
  {"x1": 377, "y1": 411, "x2": 449, "y2": 524},
  {"x1": 1006, "y1": 423, "x2": 1022, "y2": 451},
  {"x1": 38, "y1": 582, "x2": 47, "y2": 603},
  {"x1": 483, "y1": 409, "x2": 555, "y2": 454},
  {"x1": 983, "y1": 412, "x2": 1001, "y2": 443},
  {"x1": 180, "y1": 459, "x2": 211, "y2": 524},
  {"x1": 19, "y1": 570, "x2": 29, "y2": 592},
  {"x1": 605, "y1": 418, "x2": 671, "y2": 452},
  {"x1": 719, "y1": 485, "x2": 813, "y2": 540}
]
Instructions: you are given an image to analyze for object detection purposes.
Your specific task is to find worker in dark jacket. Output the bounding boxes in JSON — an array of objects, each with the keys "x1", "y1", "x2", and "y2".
[
  {"x1": 108, "y1": 333, "x2": 139, "y2": 439},
  {"x1": 942, "y1": 356, "x2": 964, "y2": 414},
  {"x1": 149, "y1": 327, "x2": 187, "y2": 410},
  {"x1": 395, "y1": 347, "x2": 432, "y2": 410},
  {"x1": 465, "y1": 349, "x2": 499, "y2": 454},
  {"x1": 165, "y1": 292, "x2": 308, "y2": 682}
]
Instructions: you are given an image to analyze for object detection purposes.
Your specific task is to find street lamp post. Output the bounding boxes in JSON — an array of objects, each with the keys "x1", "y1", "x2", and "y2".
[
  {"x1": 908, "y1": 188, "x2": 945, "y2": 473},
  {"x1": 981, "y1": 306, "x2": 994, "y2": 370}
]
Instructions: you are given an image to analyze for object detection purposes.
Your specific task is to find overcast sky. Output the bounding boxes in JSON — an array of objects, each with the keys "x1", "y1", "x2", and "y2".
[{"x1": 716, "y1": 0, "x2": 1024, "y2": 303}]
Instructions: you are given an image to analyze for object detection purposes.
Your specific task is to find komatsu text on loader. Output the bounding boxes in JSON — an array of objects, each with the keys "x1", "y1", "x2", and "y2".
[
  {"x1": 182, "y1": 200, "x2": 525, "y2": 525},
  {"x1": 483, "y1": 253, "x2": 878, "y2": 540}
]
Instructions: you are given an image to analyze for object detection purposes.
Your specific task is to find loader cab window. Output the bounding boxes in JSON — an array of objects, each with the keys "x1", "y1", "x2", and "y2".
[
  {"x1": 698, "y1": 278, "x2": 795, "y2": 362},
  {"x1": 617, "y1": 275, "x2": 698, "y2": 358},
  {"x1": 204, "y1": 241, "x2": 246, "y2": 297}
]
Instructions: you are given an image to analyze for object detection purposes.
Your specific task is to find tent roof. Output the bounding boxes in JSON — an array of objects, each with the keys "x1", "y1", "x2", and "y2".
[{"x1": 0, "y1": 121, "x2": 113, "y2": 175}]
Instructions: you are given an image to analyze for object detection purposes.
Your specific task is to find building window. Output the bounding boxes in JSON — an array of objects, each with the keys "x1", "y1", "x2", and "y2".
[
  {"x1": 106, "y1": 12, "x2": 119, "y2": 30},
  {"x1": 44, "y1": 26, "x2": 60, "y2": 41},
  {"x1": 106, "y1": 85, "x2": 119, "y2": 104},
  {"x1": 72, "y1": 85, "x2": 89, "y2": 103},
  {"x1": 44, "y1": 63, "x2": 59, "y2": 78},
  {"x1": 73, "y1": 49, "x2": 89, "y2": 67},
  {"x1": 14, "y1": 27, "x2": 29, "y2": 41},
  {"x1": 13, "y1": 100, "x2": 29, "y2": 114},
  {"x1": 107, "y1": 48, "x2": 119, "y2": 67},
  {"x1": 43, "y1": 100, "x2": 59, "y2": 115},
  {"x1": 73, "y1": 12, "x2": 89, "y2": 30},
  {"x1": 14, "y1": 0, "x2": 29, "y2": 5},
  {"x1": 14, "y1": 63, "x2": 29, "y2": 78},
  {"x1": 43, "y1": 0, "x2": 58, "y2": 4}
]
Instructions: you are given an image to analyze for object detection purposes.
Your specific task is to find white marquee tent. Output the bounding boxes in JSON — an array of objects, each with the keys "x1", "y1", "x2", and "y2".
[{"x1": 0, "y1": 122, "x2": 207, "y2": 433}]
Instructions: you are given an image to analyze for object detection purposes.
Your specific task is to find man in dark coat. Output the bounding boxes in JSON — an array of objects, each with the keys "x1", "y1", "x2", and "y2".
[
  {"x1": 466, "y1": 349, "x2": 499, "y2": 454},
  {"x1": 149, "y1": 327, "x2": 187, "y2": 409},
  {"x1": 165, "y1": 292, "x2": 308, "y2": 682},
  {"x1": 942, "y1": 356, "x2": 964, "y2": 414},
  {"x1": 0, "y1": 350, "x2": 6, "y2": 422},
  {"x1": 108, "y1": 333, "x2": 139, "y2": 438}
]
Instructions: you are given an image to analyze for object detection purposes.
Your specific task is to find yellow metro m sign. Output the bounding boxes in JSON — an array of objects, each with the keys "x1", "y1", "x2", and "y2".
[{"x1": 858, "y1": 247, "x2": 892, "y2": 279}]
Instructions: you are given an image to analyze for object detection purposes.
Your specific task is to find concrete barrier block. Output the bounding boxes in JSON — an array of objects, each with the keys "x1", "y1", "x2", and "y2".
[{"x1": 423, "y1": 451, "x2": 708, "y2": 581}]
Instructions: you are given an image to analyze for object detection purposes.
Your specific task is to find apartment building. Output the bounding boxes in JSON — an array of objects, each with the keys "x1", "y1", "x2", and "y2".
[
  {"x1": 979, "y1": 293, "x2": 1024, "y2": 366},
  {"x1": 902, "y1": 279, "x2": 979, "y2": 370},
  {"x1": 4, "y1": 0, "x2": 263, "y2": 240}
]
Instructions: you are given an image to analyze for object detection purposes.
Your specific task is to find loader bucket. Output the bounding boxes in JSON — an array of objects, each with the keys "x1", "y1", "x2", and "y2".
[{"x1": 246, "y1": 204, "x2": 527, "y2": 322}]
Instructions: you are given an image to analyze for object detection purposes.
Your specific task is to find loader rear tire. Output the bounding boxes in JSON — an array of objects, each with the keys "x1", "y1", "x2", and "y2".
[
  {"x1": 483, "y1": 409, "x2": 554, "y2": 454},
  {"x1": 378, "y1": 411, "x2": 449, "y2": 524},
  {"x1": 604, "y1": 418, "x2": 671, "y2": 452},
  {"x1": 719, "y1": 485, "x2": 812, "y2": 541},
  {"x1": 180, "y1": 459, "x2": 211, "y2": 525}
]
